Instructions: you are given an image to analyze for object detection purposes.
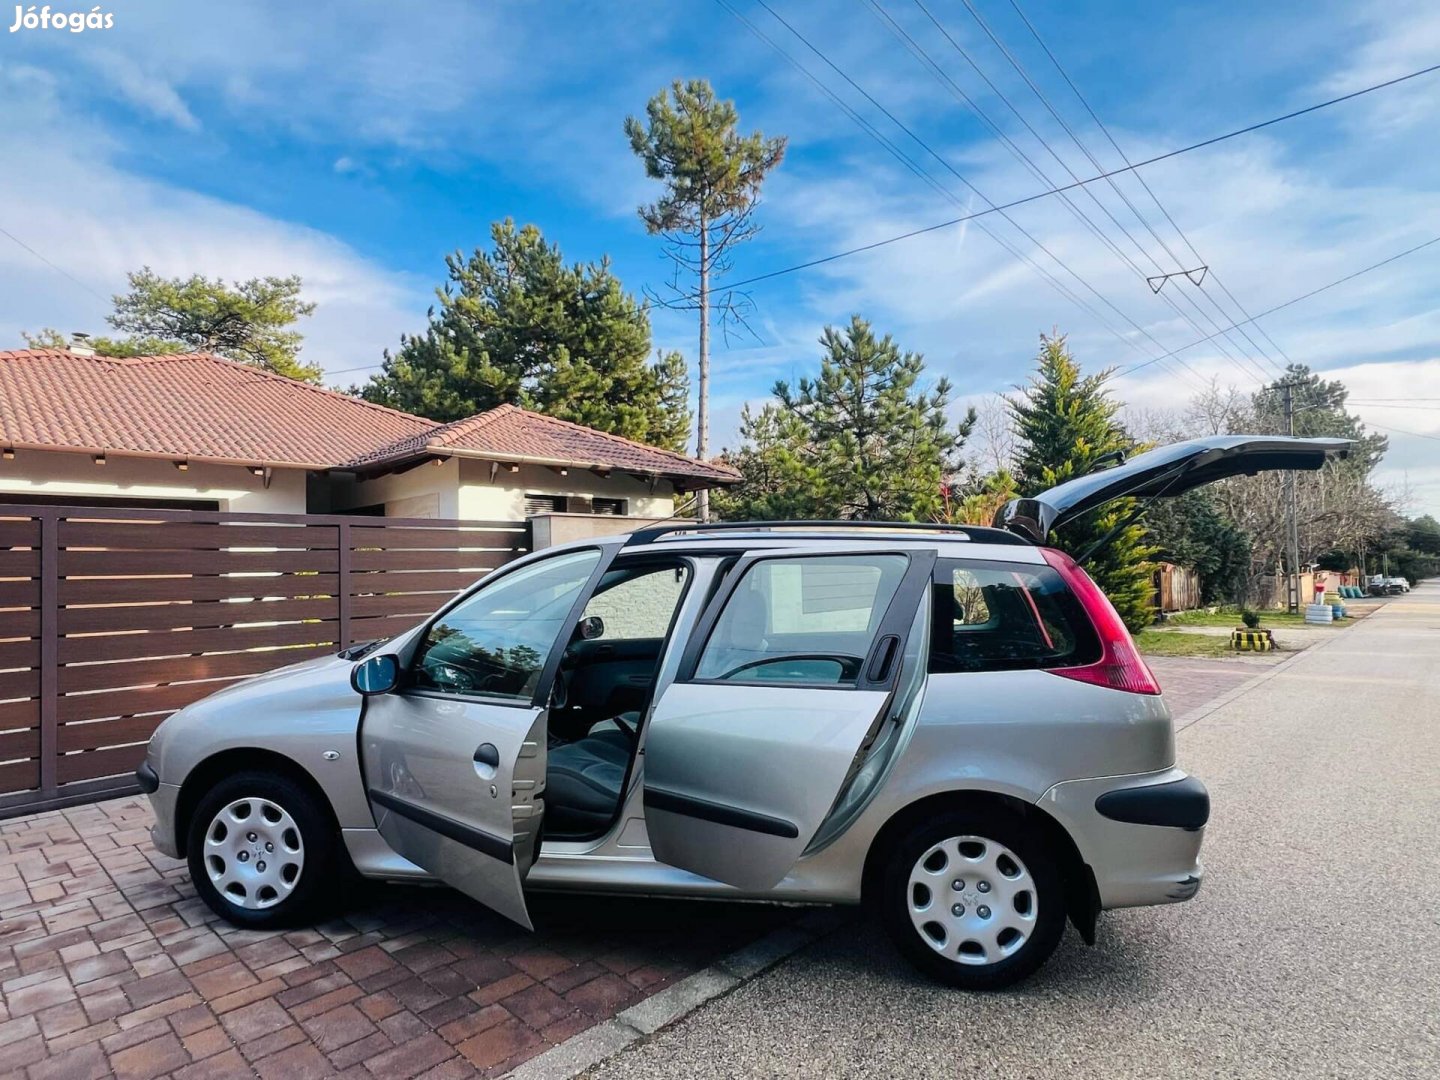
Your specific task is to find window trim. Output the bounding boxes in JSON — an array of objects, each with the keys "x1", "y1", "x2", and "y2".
[
  {"x1": 675, "y1": 549, "x2": 933, "y2": 693},
  {"x1": 401, "y1": 545, "x2": 614, "y2": 710}
]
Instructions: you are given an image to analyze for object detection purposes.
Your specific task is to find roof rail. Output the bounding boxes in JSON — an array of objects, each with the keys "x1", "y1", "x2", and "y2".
[{"x1": 623, "y1": 520, "x2": 1029, "y2": 547}]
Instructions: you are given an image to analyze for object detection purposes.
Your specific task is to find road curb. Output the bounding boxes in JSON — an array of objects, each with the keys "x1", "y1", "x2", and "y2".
[
  {"x1": 503, "y1": 909, "x2": 842, "y2": 1079},
  {"x1": 1172, "y1": 620, "x2": 1354, "y2": 735}
]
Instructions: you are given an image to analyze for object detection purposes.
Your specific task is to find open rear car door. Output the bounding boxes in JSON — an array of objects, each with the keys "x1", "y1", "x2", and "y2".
[
  {"x1": 993, "y1": 435, "x2": 1354, "y2": 542},
  {"x1": 641, "y1": 547, "x2": 935, "y2": 891}
]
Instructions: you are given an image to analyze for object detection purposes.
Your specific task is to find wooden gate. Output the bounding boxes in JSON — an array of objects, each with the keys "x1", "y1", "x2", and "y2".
[{"x1": 0, "y1": 505, "x2": 527, "y2": 818}]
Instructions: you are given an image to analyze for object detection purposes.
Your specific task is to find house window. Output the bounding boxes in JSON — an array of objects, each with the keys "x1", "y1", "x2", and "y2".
[
  {"x1": 524, "y1": 494, "x2": 568, "y2": 515},
  {"x1": 592, "y1": 498, "x2": 627, "y2": 516}
]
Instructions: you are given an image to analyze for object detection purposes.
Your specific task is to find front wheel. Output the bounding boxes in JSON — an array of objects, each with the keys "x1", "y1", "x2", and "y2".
[
  {"x1": 187, "y1": 771, "x2": 337, "y2": 929},
  {"x1": 880, "y1": 810, "x2": 1066, "y2": 990}
]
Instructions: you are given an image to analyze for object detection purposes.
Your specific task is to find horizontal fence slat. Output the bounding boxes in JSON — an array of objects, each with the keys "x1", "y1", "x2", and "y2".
[
  {"x1": 0, "y1": 728, "x2": 39, "y2": 759},
  {"x1": 61, "y1": 573, "x2": 340, "y2": 606},
  {"x1": 60, "y1": 621, "x2": 340, "y2": 665},
  {"x1": 58, "y1": 714, "x2": 166, "y2": 754},
  {"x1": 0, "y1": 581, "x2": 38, "y2": 607},
  {"x1": 56, "y1": 745, "x2": 144, "y2": 786},
  {"x1": 60, "y1": 597, "x2": 339, "y2": 635},
  {"x1": 0, "y1": 520, "x2": 40, "y2": 547},
  {"x1": 58, "y1": 679, "x2": 247, "y2": 725},
  {"x1": 350, "y1": 570, "x2": 482, "y2": 595},
  {"x1": 59, "y1": 644, "x2": 335, "y2": 695},
  {"x1": 0, "y1": 670, "x2": 37, "y2": 700},
  {"x1": 346, "y1": 613, "x2": 426, "y2": 644},
  {"x1": 346, "y1": 525, "x2": 526, "y2": 551},
  {"x1": 0, "y1": 698, "x2": 38, "y2": 729},
  {"x1": 61, "y1": 549, "x2": 340, "y2": 577},
  {"x1": 0, "y1": 550, "x2": 39, "y2": 576},
  {"x1": 351, "y1": 592, "x2": 458, "y2": 619},
  {"x1": 0, "y1": 759, "x2": 38, "y2": 795},
  {"x1": 348, "y1": 548, "x2": 511, "y2": 573},
  {"x1": 0, "y1": 638, "x2": 38, "y2": 669},
  {"x1": 60, "y1": 521, "x2": 339, "y2": 550},
  {"x1": 0, "y1": 610, "x2": 40, "y2": 637}
]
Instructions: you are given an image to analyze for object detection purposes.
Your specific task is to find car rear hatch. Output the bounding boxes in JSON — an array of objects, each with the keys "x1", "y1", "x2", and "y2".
[{"x1": 993, "y1": 435, "x2": 1353, "y2": 543}]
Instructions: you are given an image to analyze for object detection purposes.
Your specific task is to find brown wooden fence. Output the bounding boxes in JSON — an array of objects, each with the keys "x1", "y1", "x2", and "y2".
[{"x1": 0, "y1": 504, "x2": 528, "y2": 818}]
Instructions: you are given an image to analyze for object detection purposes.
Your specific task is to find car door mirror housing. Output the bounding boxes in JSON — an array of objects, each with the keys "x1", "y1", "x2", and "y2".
[
  {"x1": 351, "y1": 653, "x2": 401, "y2": 696},
  {"x1": 578, "y1": 615, "x2": 605, "y2": 640}
]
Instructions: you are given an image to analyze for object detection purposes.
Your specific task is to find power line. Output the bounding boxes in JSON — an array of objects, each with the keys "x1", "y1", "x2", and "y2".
[
  {"x1": 741, "y1": 0, "x2": 1206, "y2": 389},
  {"x1": 1115, "y1": 235, "x2": 1440, "y2": 377},
  {"x1": 706, "y1": 60, "x2": 1440, "y2": 295},
  {"x1": 881, "y1": 0, "x2": 1265, "y2": 386},
  {"x1": 0, "y1": 225, "x2": 111, "y2": 304},
  {"x1": 964, "y1": 0, "x2": 1285, "y2": 381},
  {"x1": 1347, "y1": 401, "x2": 1440, "y2": 411}
]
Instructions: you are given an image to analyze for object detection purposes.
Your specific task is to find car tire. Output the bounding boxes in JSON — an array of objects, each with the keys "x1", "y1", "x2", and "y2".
[
  {"x1": 187, "y1": 770, "x2": 336, "y2": 929},
  {"x1": 880, "y1": 809, "x2": 1066, "y2": 990}
]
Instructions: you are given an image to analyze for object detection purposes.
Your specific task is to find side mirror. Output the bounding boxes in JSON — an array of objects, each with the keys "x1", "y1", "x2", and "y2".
[
  {"x1": 351, "y1": 653, "x2": 400, "y2": 696},
  {"x1": 578, "y1": 615, "x2": 605, "y2": 640}
]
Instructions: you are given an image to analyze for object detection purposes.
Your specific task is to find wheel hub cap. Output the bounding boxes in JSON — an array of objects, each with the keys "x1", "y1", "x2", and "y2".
[
  {"x1": 203, "y1": 798, "x2": 304, "y2": 910},
  {"x1": 906, "y1": 834, "x2": 1038, "y2": 966}
]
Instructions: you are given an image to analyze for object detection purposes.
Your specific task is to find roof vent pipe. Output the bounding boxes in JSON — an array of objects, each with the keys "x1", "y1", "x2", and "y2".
[{"x1": 69, "y1": 332, "x2": 96, "y2": 356}]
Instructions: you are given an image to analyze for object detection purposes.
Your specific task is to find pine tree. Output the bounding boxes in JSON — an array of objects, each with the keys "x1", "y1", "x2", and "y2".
[
  {"x1": 360, "y1": 220, "x2": 690, "y2": 450},
  {"x1": 1009, "y1": 333, "x2": 1156, "y2": 630},
  {"x1": 716, "y1": 316, "x2": 974, "y2": 521}
]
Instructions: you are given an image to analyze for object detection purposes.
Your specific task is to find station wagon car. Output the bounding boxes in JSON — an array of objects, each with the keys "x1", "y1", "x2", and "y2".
[{"x1": 137, "y1": 435, "x2": 1351, "y2": 988}]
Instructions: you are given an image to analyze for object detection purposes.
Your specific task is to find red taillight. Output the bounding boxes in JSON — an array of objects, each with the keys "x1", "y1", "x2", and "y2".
[{"x1": 1040, "y1": 547, "x2": 1161, "y2": 696}]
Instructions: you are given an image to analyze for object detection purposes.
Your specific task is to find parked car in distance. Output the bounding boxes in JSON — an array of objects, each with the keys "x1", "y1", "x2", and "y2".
[
  {"x1": 137, "y1": 435, "x2": 1351, "y2": 989},
  {"x1": 1388, "y1": 576, "x2": 1411, "y2": 593}
]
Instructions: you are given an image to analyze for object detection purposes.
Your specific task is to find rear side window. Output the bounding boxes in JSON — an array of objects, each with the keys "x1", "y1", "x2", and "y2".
[
  {"x1": 694, "y1": 554, "x2": 908, "y2": 686},
  {"x1": 928, "y1": 559, "x2": 1100, "y2": 674}
]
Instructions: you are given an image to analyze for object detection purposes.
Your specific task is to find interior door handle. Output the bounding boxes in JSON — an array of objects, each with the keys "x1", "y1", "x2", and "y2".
[{"x1": 473, "y1": 743, "x2": 500, "y2": 768}]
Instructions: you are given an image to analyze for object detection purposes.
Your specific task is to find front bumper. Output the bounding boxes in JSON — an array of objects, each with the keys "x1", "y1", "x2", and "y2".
[
  {"x1": 146, "y1": 779, "x2": 183, "y2": 860},
  {"x1": 1040, "y1": 767, "x2": 1206, "y2": 909}
]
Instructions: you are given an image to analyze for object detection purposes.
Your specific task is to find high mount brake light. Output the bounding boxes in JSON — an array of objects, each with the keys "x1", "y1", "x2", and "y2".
[{"x1": 1040, "y1": 547, "x2": 1161, "y2": 696}]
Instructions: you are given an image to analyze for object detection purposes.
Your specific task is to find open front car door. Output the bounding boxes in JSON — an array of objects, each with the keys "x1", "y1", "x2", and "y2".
[
  {"x1": 641, "y1": 547, "x2": 935, "y2": 891},
  {"x1": 359, "y1": 547, "x2": 612, "y2": 929},
  {"x1": 993, "y1": 435, "x2": 1353, "y2": 543}
]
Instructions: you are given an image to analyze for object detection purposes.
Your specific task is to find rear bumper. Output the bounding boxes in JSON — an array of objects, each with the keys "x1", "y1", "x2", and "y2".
[{"x1": 1039, "y1": 767, "x2": 1206, "y2": 909}]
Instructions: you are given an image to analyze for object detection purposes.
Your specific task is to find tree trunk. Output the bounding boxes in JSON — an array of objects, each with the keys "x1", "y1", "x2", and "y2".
[{"x1": 696, "y1": 217, "x2": 711, "y2": 522}]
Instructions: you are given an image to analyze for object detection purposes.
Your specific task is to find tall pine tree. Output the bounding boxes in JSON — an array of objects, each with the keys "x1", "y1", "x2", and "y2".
[
  {"x1": 716, "y1": 316, "x2": 974, "y2": 521},
  {"x1": 360, "y1": 220, "x2": 690, "y2": 451},
  {"x1": 1009, "y1": 333, "x2": 1156, "y2": 631}
]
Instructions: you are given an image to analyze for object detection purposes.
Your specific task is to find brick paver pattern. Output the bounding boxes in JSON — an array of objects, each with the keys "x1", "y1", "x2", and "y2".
[{"x1": 0, "y1": 798, "x2": 793, "y2": 1079}]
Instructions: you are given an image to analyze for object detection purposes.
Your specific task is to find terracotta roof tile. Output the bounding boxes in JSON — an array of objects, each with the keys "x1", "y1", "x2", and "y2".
[
  {"x1": 0, "y1": 349, "x2": 737, "y2": 484},
  {"x1": 347, "y1": 403, "x2": 740, "y2": 484}
]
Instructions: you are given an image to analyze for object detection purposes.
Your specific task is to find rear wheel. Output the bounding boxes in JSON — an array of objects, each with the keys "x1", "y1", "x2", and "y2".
[
  {"x1": 187, "y1": 771, "x2": 336, "y2": 928},
  {"x1": 880, "y1": 810, "x2": 1066, "y2": 990}
]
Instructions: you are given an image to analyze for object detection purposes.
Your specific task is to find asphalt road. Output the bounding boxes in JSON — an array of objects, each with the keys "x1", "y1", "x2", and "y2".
[{"x1": 588, "y1": 584, "x2": 1440, "y2": 1079}]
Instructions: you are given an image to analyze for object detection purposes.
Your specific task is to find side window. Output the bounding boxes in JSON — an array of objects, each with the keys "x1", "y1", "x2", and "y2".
[
  {"x1": 412, "y1": 549, "x2": 600, "y2": 700},
  {"x1": 929, "y1": 559, "x2": 1100, "y2": 674},
  {"x1": 694, "y1": 554, "x2": 908, "y2": 686},
  {"x1": 581, "y1": 564, "x2": 690, "y2": 640}
]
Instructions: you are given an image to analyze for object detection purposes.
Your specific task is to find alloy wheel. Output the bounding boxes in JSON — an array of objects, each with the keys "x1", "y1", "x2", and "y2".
[
  {"x1": 202, "y1": 797, "x2": 305, "y2": 910},
  {"x1": 906, "y1": 833, "x2": 1038, "y2": 966}
]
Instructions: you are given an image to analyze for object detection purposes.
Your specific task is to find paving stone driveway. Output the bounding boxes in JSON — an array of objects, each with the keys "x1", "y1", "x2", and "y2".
[{"x1": 0, "y1": 799, "x2": 795, "y2": 1080}]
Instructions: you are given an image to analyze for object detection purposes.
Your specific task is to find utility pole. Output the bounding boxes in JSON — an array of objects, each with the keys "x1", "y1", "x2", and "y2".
[{"x1": 1271, "y1": 380, "x2": 1305, "y2": 613}]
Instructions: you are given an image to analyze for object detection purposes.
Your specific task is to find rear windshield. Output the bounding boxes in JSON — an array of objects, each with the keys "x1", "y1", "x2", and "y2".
[{"x1": 928, "y1": 558, "x2": 1100, "y2": 674}]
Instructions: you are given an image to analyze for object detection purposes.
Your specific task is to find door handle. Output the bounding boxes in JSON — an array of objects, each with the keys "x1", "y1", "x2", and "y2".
[
  {"x1": 473, "y1": 743, "x2": 500, "y2": 768},
  {"x1": 866, "y1": 635, "x2": 899, "y2": 683}
]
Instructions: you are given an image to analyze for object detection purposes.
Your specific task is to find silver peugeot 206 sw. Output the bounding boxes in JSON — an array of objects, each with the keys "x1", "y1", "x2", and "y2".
[{"x1": 136, "y1": 435, "x2": 1350, "y2": 988}]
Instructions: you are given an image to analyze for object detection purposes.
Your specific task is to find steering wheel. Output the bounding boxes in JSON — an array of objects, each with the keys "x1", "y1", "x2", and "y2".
[{"x1": 715, "y1": 653, "x2": 864, "y2": 682}]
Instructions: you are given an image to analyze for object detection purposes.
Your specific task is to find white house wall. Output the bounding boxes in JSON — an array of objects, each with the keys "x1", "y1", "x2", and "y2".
[
  {"x1": 326, "y1": 457, "x2": 462, "y2": 519},
  {"x1": 0, "y1": 450, "x2": 307, "y2": 513},
  {"x1": 455, "y1": 458, "x2": 674, "y2": 521}
]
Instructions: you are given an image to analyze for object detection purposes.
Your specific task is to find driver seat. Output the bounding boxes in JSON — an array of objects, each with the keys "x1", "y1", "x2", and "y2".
[{"x1": 544, "y1": 718, "x2": 636, "y2": 836}]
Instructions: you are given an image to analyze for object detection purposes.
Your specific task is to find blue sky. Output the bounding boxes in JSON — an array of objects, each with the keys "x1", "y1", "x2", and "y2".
[{"x1": 2, "y1": 0, "x2": 1438, "y2": 513}]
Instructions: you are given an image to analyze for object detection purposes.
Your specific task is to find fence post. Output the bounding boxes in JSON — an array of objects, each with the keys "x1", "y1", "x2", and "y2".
[
  {"x1": 37, "y1": 509, "x2": 58, "y2": 799},
  {"x1": 337, "y1": 521, "x2": 351, "y2": 647}
]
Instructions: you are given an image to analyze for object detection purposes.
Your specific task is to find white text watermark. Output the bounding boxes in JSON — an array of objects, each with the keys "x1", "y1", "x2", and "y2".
[{"x1": 9, "y1": 5, "x2": 114, "y2": 32}]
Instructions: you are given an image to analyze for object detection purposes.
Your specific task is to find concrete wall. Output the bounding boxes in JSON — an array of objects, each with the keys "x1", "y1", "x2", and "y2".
[
  {"x1": 0, "y1": 449, "x2": 307, "y2": 513},
  {"x1": 530, "y1": 513, "x2": 693, "y2": 548},
  {"x1": 583, "y1": 564, "x2": 689, "y2": 639}
]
